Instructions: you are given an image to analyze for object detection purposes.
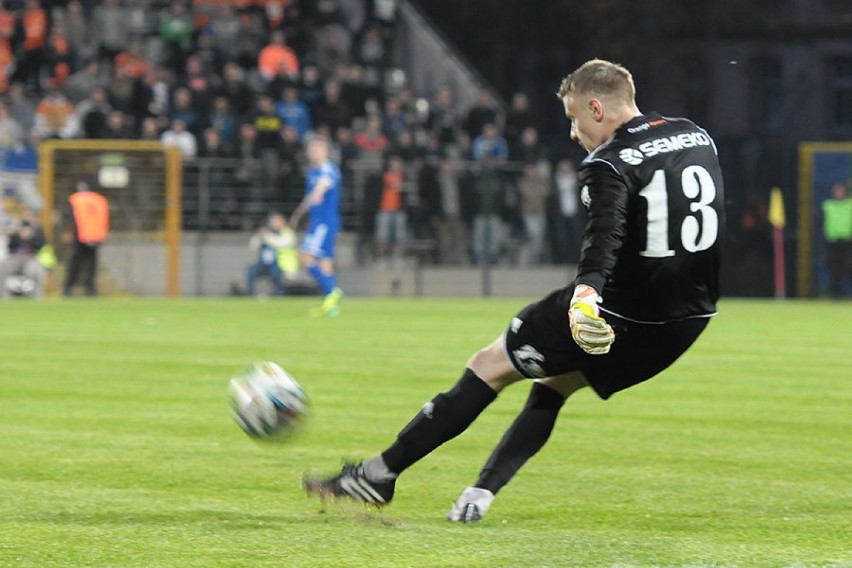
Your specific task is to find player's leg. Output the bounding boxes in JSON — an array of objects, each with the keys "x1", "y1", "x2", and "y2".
[
  {"x1": 302, "y1": 335, "x2": 524, "y2": 505},
  {"x1": 447, "y1": 372, "x2": 589, "y2": 522}
]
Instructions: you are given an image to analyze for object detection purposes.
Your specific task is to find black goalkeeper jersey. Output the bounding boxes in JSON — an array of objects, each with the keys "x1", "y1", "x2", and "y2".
[{"x1": 575, "y1": 112, "x2": 724, "y2": 323}]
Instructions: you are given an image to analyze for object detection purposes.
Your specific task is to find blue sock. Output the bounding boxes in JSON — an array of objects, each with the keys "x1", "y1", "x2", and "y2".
[{"x1": 309, "y1": 265, "x2": 334, "y2": 295}]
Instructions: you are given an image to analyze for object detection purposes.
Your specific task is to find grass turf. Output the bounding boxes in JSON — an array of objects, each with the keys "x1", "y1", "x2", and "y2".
[{"x1": 0, "y1": 297, "x2": 849, "y2": 567}]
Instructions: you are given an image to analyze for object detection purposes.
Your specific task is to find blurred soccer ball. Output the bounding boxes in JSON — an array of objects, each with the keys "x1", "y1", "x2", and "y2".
[{"x1": 229, "y1": 361, "x2": 308, "y2": 440}]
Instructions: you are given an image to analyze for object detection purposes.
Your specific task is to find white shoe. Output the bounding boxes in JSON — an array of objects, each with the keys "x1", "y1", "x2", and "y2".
[{"x1": 446, "y1": 487, "x2": 494, "y2": 523}]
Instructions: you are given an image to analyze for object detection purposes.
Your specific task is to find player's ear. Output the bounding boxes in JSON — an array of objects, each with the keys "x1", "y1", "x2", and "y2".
[{"x1": 588, "y1": 98, "x2": 604, "y2": 121}]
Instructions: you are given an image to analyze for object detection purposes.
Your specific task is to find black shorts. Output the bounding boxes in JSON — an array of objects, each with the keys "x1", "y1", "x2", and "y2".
[{"x1": 503, "y1": 287, "x2": 711, "y2": 399}]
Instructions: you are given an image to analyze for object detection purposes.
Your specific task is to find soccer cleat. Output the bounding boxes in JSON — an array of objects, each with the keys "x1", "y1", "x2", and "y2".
[
  {"x1": 303, "y1": 462, "x2": 396, "y2": 506},
  {"x1": 309, "y1": 287, "x2": 343, "y2": 317},
  {"x1": 446, "y1": 487, "x2": 494, "y2": 523}
]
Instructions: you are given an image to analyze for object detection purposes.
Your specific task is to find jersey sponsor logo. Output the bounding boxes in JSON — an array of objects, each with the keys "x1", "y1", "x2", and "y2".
[
  {"x1": 638, "y1": 132, "x2": 711, "y2": 157},
  {"x1": 580, "y1": 185, "x2": 591, "y2": 208},
  {"x1": 421, "y1": 400, "x2": 434, "y2": 419},
  {"x1": 619, "y1": 148, "x2": 644, "y2": 165},
  {"x1": 512, "y1": 344, "x2": 546, "y2": 378},
  {"x1": 627, "y1": 118, "x2": 667, "y2": 134}
]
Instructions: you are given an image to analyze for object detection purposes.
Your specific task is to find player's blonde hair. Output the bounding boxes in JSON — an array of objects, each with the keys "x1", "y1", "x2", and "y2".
[{"x1": 557, "y1": 59, "x2": 635, "y2": 105}]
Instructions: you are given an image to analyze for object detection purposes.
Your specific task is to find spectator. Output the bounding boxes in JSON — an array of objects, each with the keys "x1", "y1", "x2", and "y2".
[
  {"x1": 464, "y1": 88, "x2": 499, "y2": 141},
  {"x1": 105, "y1": 63, "x2": 136, "y2": 114},
  {"x1": 246, "y1": 212, "x2": 297, "y2": 296},
  {"x1": 34, "y1": 89, "x2": 79, "y2": 139},
  {"x1": 427, "y1": 85, "x2": 460, "y2": 157},
  {"x1": 231, "y1": 7, "x2": 265, "y2": 70},
  {"x1": 160, "y1": 118, "x2": 197, "y2": 161},
  {"x1": 504, "y1": 92, "x2": 534, "y2": 152},
  {"x1": 208, "y1": 96, "x2": 236, "y2": 152},
  {"x1": 104, "y1": 111, "x2": 134, "y2": 139},
  {"x1": 262, "y1": 0, "x2": 287, "y2": 30},
  {"x1": 14, "y1": 0, "x2": 48, "y2": 92},
  {"x1": 216, "y1": 62, "x2": 253, "y2": 121},
  {"x1": 275, "y1": 85, "x2": 312, "y2": 141},
  {"x1": 138, "y1": 116, "x2": 161, "y2": 141},
  {"x1": 0, "y1": 1, "x2": 14, "y2": 57},
  {"x1": 234, "y1": 122, "x2": 261, "y2": 199},
  {"x1": 64, "y1": 180, "x2": 109, "y2": 297},
  {"x1": 177, "y1": 55, "x2": 215, "y2": 119},
  {"x1": 357, "y1": 23, "x2": 387, "y2": 71},
  {"x1": 353, "y1": 113, "x2": 388, "y2": 177},
  {"x1": 168, "y1": 87, "x2": 200, "y2": 136},
  {"x1": 382, "y1": 96, "x2": 407, "y2": 143},
  {"x1": 63, "y1": 0, "x2": 91, "y2": 67},
  {"x1": 160, "y1": 0, "x2": 194, "y2": 71},
  {"x1": 76, "y1": 86, "x2": 112, "y2": 139},
  {"x1": 470, "y1": 158, "x2": 506, "y2": 265},
  {"x1": 433, "y1": 158, "x2": 468, "y2": 264},
  {"x1": 517, "y1": 162, "x2": 551, "y2": 265},
  {"x1": 93, "y1": 0, "x2": 129, "y2": 62},
  {"x1": 314, "y1": 23, "x2": 351, "y2": 76},
  {"x1": 253, "y1": 94, "x2": 283, "y2": 198},
  {"x1": 192, "y1": 28, "x2": 225, "y2": 75},
  {"x1": 551, "y1": 159, "x2": 583, "y2": 264},
  {"x1": 313, "y1": 80, "x2": 352, "y2": 138},
  {"x1": 471, "y1": 123, "x2": 508, "y2": 163},
  {"x1": 299, "y1": 63, "x2": 325, "y2": 118},
  {"x1": 341, "y1": 63, "x2": 375, "y2": 120},
  {"x1": 64, "y1": 59, "x2": 106, "y2": 104},
  {"x1": 7, "y1": 83, "x2": 35, "y2": 133},
  {"x1": 374, "y1": 155, "x2": 407, "y2": 265},
  {"x1": 277, "y1": 124, "x2": 304, "y2": 201},
  {"x1": 257, "y1": 29, "x2": 299, "y2": 83},
  {"x1": 140, "y1": 65, "x2": 171, "y2": 122},
  {"x1": 44, "y1": 21, "x2": 74, "y2": 89},
  {"x1": 281, "y1": 5, "x2": 311, "y2": 57},
  {"x1": 210, "y1": 5, "x2": 242, "y2": 61},
  {"x1": 0, "y1": 210, "x2": 47, "y2": 299},
  {"x1": 511, "y1": 126, "x2": 547, "y2": 165},
  {"x1": 0, "y1": 99, "x2": 23, "y2": 148},
  {"x1": 822, "y1": 182, "x2": 852, "y2": 298}
]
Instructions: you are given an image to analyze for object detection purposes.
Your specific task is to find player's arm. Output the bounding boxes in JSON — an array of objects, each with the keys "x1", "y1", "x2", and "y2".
[
  {"x1": 290, "y1": 176, "x2": 332, "y2": 228},
  {"x1": 569, "y1": 161, "x2": 629, "y2": 355}
]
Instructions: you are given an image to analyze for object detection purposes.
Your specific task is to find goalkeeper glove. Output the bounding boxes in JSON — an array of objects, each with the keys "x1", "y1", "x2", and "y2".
[{"x1": 569, "y1": 284, "x2": 615, "y2": 355}]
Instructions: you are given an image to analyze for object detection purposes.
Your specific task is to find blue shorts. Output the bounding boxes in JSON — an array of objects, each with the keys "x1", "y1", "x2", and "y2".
[{"x1": 300, "y1": 223, "x2": 338, "y2": 260}]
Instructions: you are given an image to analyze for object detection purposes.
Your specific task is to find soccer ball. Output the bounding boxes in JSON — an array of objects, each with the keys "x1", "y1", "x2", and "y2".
[{"x1": 228, "y1": 361, "x2": 308, "y2": 440}]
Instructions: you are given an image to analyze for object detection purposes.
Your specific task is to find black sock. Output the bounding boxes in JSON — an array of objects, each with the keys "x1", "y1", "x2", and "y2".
[
  {"x1": 475, "y1": 381, "x2": 566, "y2": 495},
  {"x1": 381, "y1": 368, "x2": 497, "y2": 475}
]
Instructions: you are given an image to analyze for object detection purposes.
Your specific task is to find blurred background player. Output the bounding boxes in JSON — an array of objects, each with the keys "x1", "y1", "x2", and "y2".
[
  {"x1": 290, "y1": 135, "x2": 343, "y2": 316},
  {"x1": 303, "y1": 59, "x2": 724, "y2": 523}
]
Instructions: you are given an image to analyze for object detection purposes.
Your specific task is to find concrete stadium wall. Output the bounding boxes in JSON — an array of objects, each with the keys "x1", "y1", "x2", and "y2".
[{"x1": 97, "y1": 231, "x2": 576, "y2": 298}]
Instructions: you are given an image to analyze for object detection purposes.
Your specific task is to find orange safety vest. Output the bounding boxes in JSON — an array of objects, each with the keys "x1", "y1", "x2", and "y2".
[{"x1": 69, "y1": 191, "x2": 109, "y2": 244}]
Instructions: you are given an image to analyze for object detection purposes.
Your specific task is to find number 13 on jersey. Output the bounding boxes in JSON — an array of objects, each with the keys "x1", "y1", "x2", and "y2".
[{"x1": 638, "y1": 165, "x2": 719, "y2": 257}]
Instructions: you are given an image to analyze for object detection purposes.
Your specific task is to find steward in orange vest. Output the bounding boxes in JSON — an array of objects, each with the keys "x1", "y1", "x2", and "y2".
[{"x1": 64, "y1": 180, "x2": 109, "y2": 296}]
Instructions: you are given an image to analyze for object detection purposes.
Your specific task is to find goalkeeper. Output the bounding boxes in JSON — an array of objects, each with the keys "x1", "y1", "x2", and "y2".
[{"x1": 305, "y1": 59, "x2": 724, "y2": 522}]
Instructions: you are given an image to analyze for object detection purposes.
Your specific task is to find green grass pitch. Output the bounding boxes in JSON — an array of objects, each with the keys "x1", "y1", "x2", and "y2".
[{"x1": 0, "y1": 297, "x2": 849, "y2": 568}]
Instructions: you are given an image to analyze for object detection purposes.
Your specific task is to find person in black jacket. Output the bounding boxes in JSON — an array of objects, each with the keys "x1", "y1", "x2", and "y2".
[{"x1": 302, "y1": 59, "x2": 725, "y2": 523}]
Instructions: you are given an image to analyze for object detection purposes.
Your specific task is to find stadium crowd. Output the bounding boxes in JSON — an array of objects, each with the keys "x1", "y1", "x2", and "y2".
[{"x1": 0, "y1": 0, "x2": 585, "y2": 267}]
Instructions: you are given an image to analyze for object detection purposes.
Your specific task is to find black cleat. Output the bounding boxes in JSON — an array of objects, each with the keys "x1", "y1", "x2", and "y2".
[{"x1": 303, "y1": 462, "x2": 396, "y2": 507}]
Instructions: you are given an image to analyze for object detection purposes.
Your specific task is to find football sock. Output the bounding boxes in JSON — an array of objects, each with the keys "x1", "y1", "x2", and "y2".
[
  {"x1": 308, "y1": 265, "x2": 333, "y2": 295},
  {"x1": 380, "y1": 369, "x2": 497, "y2": 475},
  {"x1": 475, "y1": 381, "x2": 566, "y2": 495}
]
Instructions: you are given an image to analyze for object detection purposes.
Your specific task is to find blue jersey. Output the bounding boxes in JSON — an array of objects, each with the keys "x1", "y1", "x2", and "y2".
[{"x1": 306, "y1": 160, "x2": 342, "y2": 230}]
